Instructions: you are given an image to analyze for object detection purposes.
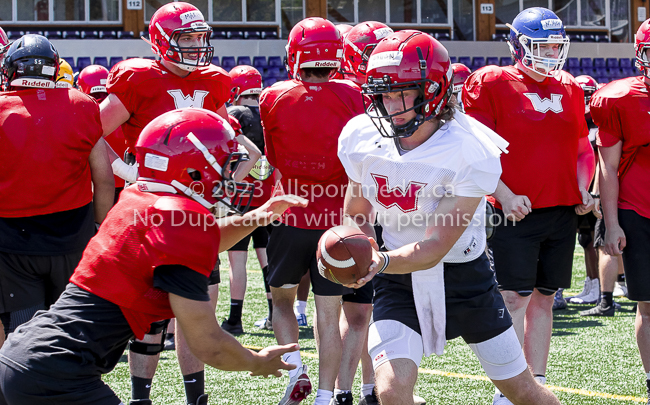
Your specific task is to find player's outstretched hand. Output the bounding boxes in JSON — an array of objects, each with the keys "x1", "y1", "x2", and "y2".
[
  {"x1": 604, "y1": 225, "x2": 626, "y2": 256},
  {"x1": 575, "y1": 188, "x2": 596, "y2": 216},
  {"x1": 250, "y1": 343, "x2": 299, "y2": 378},
  {"x1": 501, "y1": 194, "x2": 531, "y2": 222},
  {"x1": 251, "y1": 195, "x2": 308, "y2": 226}
]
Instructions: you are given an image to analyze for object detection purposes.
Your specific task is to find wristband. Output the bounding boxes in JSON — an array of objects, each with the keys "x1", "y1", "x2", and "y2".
[
  {"x1": 590, "y1": 193, "x2": 600, "y2": 199},
  {"x1": 377, "y1": 252, "x2": 390, "y2": 274}
]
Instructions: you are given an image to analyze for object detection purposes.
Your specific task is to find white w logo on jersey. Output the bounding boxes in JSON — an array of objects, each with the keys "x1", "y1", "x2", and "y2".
[
  {"x1": 167, "y1": 90, "x2": 209, "y2": 109},
  {"x1": 523, "y1": 93, "x2": 564, "y2": 113}
]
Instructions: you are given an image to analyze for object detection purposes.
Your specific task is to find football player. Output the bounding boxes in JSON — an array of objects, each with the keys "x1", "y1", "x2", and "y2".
[
  {"x1": 56, "y1": 58, "x2": 74, "y2": 88},
  {"x1": 0, "y1": 108, "x2": 307, "y2": 405},
  {"x1": 451, "y1": 63, "x2": 471, "y2": 111},
  {"x1": 260, "y1": 17, "x2": 366, "y2": 405},
  {"x1": 98, "y1": 4, "x2": 260, "y2": 404},
  {"x1": 222, "y1": 65, "x2": 278, "y2": 334},
  {"x1": 589, "y1": 21, "x2": 650, "y2": 400},
  {"x1": 336, "y1": 20, "x2": 394, "y2": 405},
  {"x1": 78, "y1": 64, "x2": 128, "y2": 204},
  {"x1": 339, "y1": 30, "x2": 560, "y2": 405},
  {"x1": 0, "y1": 35, "x2": 114, "y2": 342},
  {"x1": 462, "y1": 8, "x2": 596, "y2": 404}
]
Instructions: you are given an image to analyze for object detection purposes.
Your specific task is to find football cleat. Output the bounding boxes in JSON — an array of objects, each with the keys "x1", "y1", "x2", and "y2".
[
  {"x1": 580, "y1": 302, "x2": 615, "y2": 317},
  {"x1": 254, "y1": 317, "x2": 273, "y2": 331},
  {"x1": 221, "y1": 319, "x2": 244, "y2": 335},
  {"x1": 278, "y1": 365, "x2": 312, "y2": 405},
  {"x1": 552, "y1": 289, "x2": 567, "y2": 311},
  {"x1": 492, "y1": 392, "x2": 514, "y2": 405},
  {"x1": 191, "y1": 394, "x2": 209, "y2": 405},
  {"x1": 413, "y1": 394, "x2": 426, "y2": 405},
  {"x1": 330, "y1": 392, "x2": 354, "y2": 405},
  {"x1": 357, "y1": 391, "x2": 379, "y2": 405}
]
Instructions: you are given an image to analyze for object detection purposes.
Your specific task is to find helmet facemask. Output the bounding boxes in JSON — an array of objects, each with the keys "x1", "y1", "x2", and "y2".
[
  {"x1": 636, "y1": 43, "x2": 650, "y2": 79},
  {"x1": 507, "y1": 24, "x2": 569, "y2": 77},
  {"x1": 155, "y1": 21, "x2": 214, "y2": 72},
  {"x1": 364, "y1": 47, "x2": 452, "y2": 138}
]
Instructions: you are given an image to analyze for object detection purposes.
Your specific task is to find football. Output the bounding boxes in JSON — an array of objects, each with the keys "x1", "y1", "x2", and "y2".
[{"x1": 316, "y1": 226, "x2": 373, "y2": 284}]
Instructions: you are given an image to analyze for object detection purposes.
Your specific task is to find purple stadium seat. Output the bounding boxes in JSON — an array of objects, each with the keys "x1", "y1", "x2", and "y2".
[
  {"x1": 253, "y1": 56, "x2": 268, "y2": 69},
  {"x1": 268, "y1": 56, "x2": 283, "y2": 67},
  {"x1": 458, "y1": 56, "x2": 471, "y2": 67},
  {"x1": 93, "y1": 57, "x2": 109, "y2": 68},
  {"x1": 486, "y1": 57, "x2": 499, "y2": 66},
  {"x1": 471, "y1": 57, "x2": 486, "y2": 69},
  {"x1": 211, "y1": 56, "x2": 220, "y2": 66},
  {"x1": 237, "y1": 56, "x2": 252, "y2": 66},
  {"x1": 221, "y1": 56, "x2": 236, "y2": 71},
  {"x1": 76, "y1": 57, "x2": 92, "y2": 71},
  {"x1": 263, "y1": 78, "x2": 278, "y2": 87},
  {"x1": 593, "y1": 58, "x2": 606, "y2": 68},
  {"x1": 499, "y1": 57, "x2": 512, "y2": 66},
  {"x1": 580, "y1": 58, "x2": 593, "y2": 69},
  {"x1": 109, "y1": 57, "x2": 123, "y2": 69}
]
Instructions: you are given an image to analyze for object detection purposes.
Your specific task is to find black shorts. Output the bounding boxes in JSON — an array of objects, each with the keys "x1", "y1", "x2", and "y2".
[
  {"x1": 372, "y1": 253, "x2": 511, "y2": 344},
  {"x1": 342, "y1": 281, "x2": 373, "y2": 304},
  {"x1": 490, "y1": 206, "x2": 578, "y2": 293},
  {"x1": 0, "y1": 251, "x2": 83, "y2": 313},
  {"x1": 0, "y1": 285, "x2": 132, "y2": 405},
  {"x1": 267, "y1": 223, "x2": 351, "y2": 296},
  {"x1": 228, "y1": 224, "x2": 270, "y2": 251},
  {"x1": 209, "y1": 262, "x2": 220, "y2": 286},
  {"x1": 0, "y1": 362, "x2": 120, "y2": 405},
  {"x1": 618, "y1": 209, "x2": 650, "y2": 301},
  {"x1": 593, "y1": 216, "x2": 607, "y2": 248}
]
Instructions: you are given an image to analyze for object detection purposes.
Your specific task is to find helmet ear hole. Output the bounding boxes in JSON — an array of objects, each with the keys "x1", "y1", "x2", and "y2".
[{"x1": 187, "y1": 168, "x2": 201, "y2": 181}]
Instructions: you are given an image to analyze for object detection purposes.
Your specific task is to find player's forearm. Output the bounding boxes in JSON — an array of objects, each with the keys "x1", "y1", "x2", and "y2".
[
  {"x1": 232, "y1": 135, "x2": 262, "y2": 182},
  {"x1": 216, "y1": 212, "x2": 263, "y2": 252},
  {"x1": 196, "y1": 329, "x2": 260, "y2": 372},
  {"x1": 491, "y1": 180, "x2": 515, "y2": 205},
  {"x1": 381, "y1": 234, "x2": 459, "y2": 274},
  {"x1": 599, "y1": 163, "x2": 620, "y2": 229},
  {"x1": 576, "y1": 146, "x2": 596, "y2": 191}
]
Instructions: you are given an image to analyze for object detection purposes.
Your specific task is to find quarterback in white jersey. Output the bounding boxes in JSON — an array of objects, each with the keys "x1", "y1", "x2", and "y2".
[{"x1": 338, "y1": 31, "x2": 563, "y2": 405}]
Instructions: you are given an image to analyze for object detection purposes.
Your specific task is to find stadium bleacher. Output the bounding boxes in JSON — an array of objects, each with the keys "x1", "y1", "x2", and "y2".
[{"x1": 59, "y1": 52, "x2": 640, "y2": 84}]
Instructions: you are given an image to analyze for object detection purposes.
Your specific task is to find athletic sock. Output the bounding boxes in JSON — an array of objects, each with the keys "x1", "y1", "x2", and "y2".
[
  {"x1": 601, "y1": 292, "x2": 614, "y2": 308},
  {"x1": 131, "y1": 376, "x2": 153, "y2": 400},
  {"x1": 267, "y1": 298, "x2": 274, "y2": 322},
  {"x1": 618, "y1": 274, "x2": 626, "y2": 282},
  {"x1": 183, "y1": 370, "x2": 205, "y2": 405},
  {"x1": 261, "y1": 265, "x2": 271, "y2": 293},
  {"x1": 334, "y1": 389, "x2": 351, "y2": 396},
  {"x1": 361, "y1": 383, "x2": 375, "y2": 397},
  {"x1": 283, "y1": 350, "x2": 303, "y2": 379},
  {"x1": 227, "y1": 299, "x2": 243, "y2": 324},
  {"x1": 314, "y1": 389, "x2": 333, "y2": 405},
  {"x1": 294, "y1": 300, "x2": 307, "y2": 316}
]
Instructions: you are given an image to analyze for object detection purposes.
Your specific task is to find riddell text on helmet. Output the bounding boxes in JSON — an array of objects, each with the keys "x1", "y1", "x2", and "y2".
[{"x1": 314, "y1": 61, "x2": 338, "y2": 67}]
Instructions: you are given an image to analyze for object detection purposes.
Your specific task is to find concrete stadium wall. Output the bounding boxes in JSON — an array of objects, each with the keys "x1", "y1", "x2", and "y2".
[{"x1": 51, "y1": 39, "x2": 635, "y2": 61}]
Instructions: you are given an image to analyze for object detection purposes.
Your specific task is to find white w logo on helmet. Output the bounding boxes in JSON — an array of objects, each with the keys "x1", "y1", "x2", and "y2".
[{"x1": 524, "y1": 93, "x2": 563, "y2": 113}]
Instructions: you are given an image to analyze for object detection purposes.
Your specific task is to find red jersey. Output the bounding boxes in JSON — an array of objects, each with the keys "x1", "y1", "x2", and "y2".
[
  {"x1": 463, "y1": 66, "x2": 588, "y2": 209},
  {"x1": 591, "y1": 76, "x2": 650, "y2": 219},
  {"x1": 105, "y1": 126, "x2": 127, "y2": 188},
  {"x1": 71, "y1": 186, "x2": 220, "y2": 339},
  {"x1": 0, "y1": 88, "x2": 103, "y2": 217},
  {"x1": 260, "y1": 79, "x2": 365, "y2": 229},
  {"x1": 107, "y1": 59, "x2": 231, "y2": 149}
]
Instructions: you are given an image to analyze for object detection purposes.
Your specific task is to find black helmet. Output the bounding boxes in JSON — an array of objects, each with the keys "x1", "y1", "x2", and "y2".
[{"x1": 2, "y1": 34, "x2": 59, "y2": 89}]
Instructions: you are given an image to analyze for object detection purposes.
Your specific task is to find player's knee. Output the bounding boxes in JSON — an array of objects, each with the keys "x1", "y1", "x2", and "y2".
[{"x1": 129, "y1": 320, "x2": 169, "y2": 356}]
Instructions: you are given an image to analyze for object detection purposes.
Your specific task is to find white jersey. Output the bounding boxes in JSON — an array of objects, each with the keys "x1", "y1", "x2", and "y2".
[{"x1": 338, "y1": 114, "x2": 502, "y2": 263}]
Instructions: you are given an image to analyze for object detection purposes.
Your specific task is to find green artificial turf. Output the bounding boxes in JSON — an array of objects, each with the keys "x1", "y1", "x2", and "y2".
[{"x1": 103, "y1": 246, "x2": 647, "y2": 404}]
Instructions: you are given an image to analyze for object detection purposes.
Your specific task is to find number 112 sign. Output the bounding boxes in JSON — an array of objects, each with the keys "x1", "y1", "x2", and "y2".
[{"x1": 127, "y1": 0, "x2": 143, "y2": 10}]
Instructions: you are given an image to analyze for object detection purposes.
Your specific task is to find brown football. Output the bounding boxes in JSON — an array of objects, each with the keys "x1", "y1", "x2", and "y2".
[{"x1": 316, "y1": 226, "x2": 373, "y2": 284}]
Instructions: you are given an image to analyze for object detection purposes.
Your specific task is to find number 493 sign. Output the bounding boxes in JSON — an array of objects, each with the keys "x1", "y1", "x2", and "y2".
[{"x1": 127, "y1": 0, "x2": 143, "y2": 10}]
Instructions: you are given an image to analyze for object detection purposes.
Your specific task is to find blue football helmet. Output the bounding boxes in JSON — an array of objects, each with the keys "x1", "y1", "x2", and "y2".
[{"x1": 507, "y1": 7, "x2": 570, "y2": 77}]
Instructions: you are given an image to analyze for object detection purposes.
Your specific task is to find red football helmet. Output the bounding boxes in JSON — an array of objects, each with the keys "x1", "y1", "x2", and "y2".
[
  {"x1": 136, "y1": 108, "x2": 254, "y2": 217},
  {"x1": 451, "y1": 63, "x2": 471, "y2": 94},
  {"x1": 229, "y1": 65, "x2": 263, "y2": 103},
  {"x1": 364, "y1": 30, "x2": 453, "y2": 138},
  {"x1": 78, "y1": 65, "x2": 110, "y2": 100},
  {"x1": 340, "y1": 21, "x2": 393, "y2": 84},
  {"x1": 635, "y1": 19, "x2": 650, "y2": 78},
  {"x1": 148, "y1": 2, "x2": 213, "y2": 72},
  {"x1": 575, "y1": 74, "x2": 598, "y2": 104},
  {"x1": 286, "y1": 17, "x2": 343, "y2": 79},
  {"x1": 336, "y1": 24, "x2": 354, "y2": 39}
]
